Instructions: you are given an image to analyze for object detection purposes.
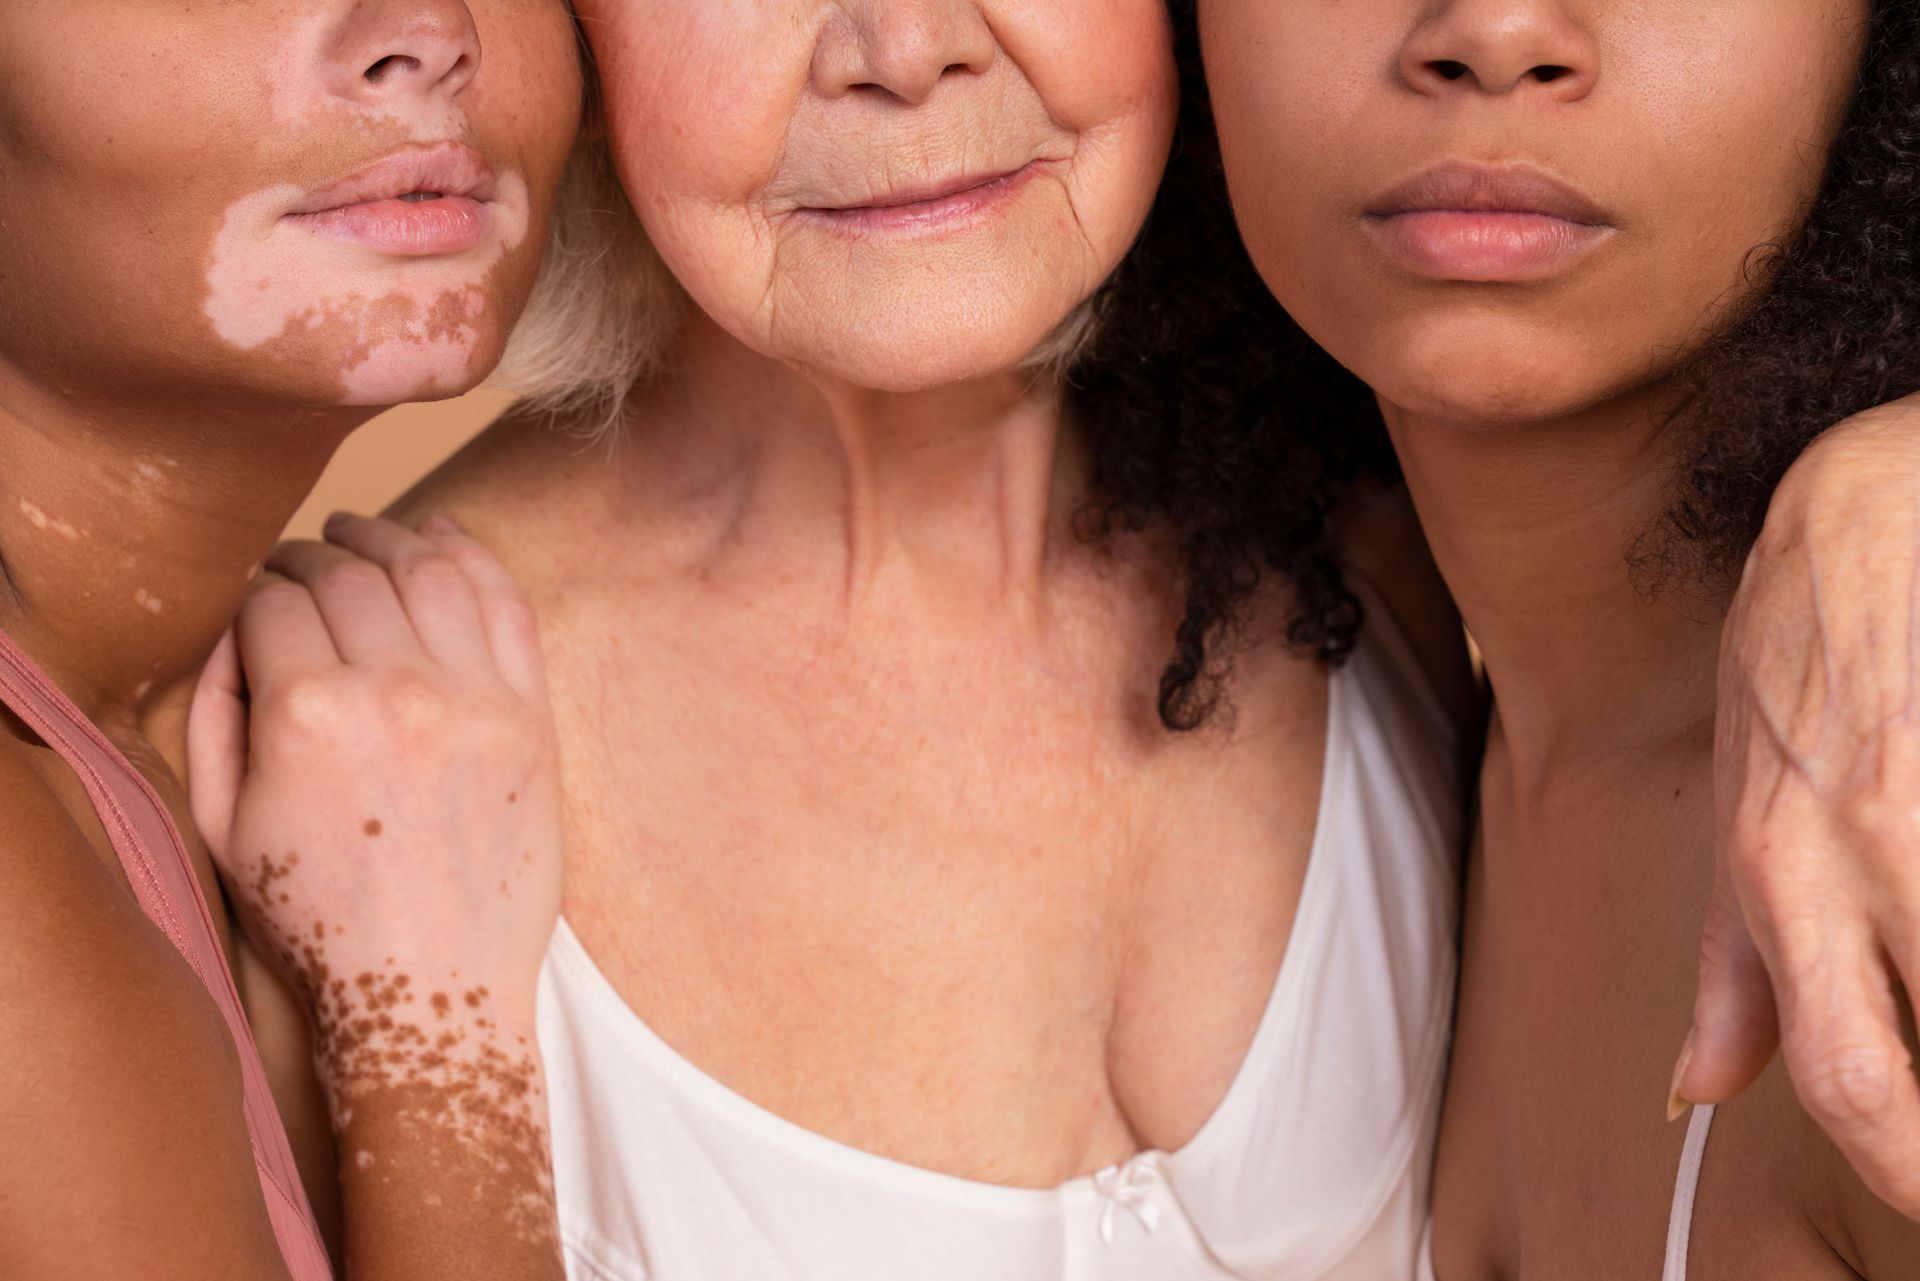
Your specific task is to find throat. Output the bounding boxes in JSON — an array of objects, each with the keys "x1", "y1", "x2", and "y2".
[{"x1": 1381, "y1": 388, "x2": 1724, "y2": 763}]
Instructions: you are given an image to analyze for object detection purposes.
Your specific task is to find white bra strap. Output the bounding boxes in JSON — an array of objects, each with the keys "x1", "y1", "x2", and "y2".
[{"x1": 1663, "y1": 1104, "x2": 1718, "y2": 1281}]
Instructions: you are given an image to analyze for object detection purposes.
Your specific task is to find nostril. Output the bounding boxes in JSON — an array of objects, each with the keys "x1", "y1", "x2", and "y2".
[
  {"x1": 1430, "y1": 60, "x2": 1470, "y2": 82},
  {"x1": 364, "y1": 54, "x2": 422, "y2": 85},
  {"x1": 1533, "y1": 65, "x2": 1573, "y2": 83}
]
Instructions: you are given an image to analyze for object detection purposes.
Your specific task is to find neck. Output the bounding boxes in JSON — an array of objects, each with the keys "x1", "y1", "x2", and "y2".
[
  {"x1": 620, "y1": 314, "x2": 1084, "y2": 624},
  {"x1": 0, "y1": 361, "x2": 361, "y2": 728},
  {"x1": 1381, "y1": 385, "x2": 1722, "y2": 774}
]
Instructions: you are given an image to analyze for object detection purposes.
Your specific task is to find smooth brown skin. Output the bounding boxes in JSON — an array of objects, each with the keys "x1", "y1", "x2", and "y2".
[
  {"x1": 376, "y1": 0, "x2": 1477, "y2": 1191},
  {"x1": 0, "y1": 2, "x2": 577, "y2": 1277},
  {"x1": 1204, "y1": 0, "x2": 1920, "y2": 1273}
]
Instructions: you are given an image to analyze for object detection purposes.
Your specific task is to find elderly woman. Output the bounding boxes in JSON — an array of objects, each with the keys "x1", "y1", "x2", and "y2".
[{"x1": 215, "y1": 2, "x2": 1920, "y2": 1279}]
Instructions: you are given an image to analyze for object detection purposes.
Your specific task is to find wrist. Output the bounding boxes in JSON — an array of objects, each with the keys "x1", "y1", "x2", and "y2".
[{"x1": 309, "y1": 969, "x2": 544, "y2": 1109}]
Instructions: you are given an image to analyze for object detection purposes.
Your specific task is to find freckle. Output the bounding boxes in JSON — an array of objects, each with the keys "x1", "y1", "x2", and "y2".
[
  {"x1": 364, "y1": 818, "x2": 383, "y2": 837},
  {"x1": 431, "y1": 992, "x2": 451, "y2": 1018},
  {"x1": 314, "y1": 920, "x2": 326, "y2": 939},
  {"x1": 278, "y1": 892, "x2": 290, "y2": 903},
  {"x1": 507, "y1": 791, "x2": 517, "y2": 804},
  {"x1": 356, "y1": 973, "x2": 376, "y2": 990},
  {"x1": 499, "y1": 880, "x2": 508, "y2": 894}
]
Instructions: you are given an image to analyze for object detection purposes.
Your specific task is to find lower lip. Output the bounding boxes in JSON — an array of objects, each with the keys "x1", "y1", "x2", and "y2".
[
  {"x1": 288, "y1": 196, "x2": 493, "y2": 256},
  {"x1": 799, "y1": 162, "x2": 1047, "y2": 235},
  {"x1": 1361, "y1": 210, "x2": 1613, "y2": 282}
]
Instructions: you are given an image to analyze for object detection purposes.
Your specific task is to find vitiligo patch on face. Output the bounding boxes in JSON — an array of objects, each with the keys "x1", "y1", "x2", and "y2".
[{"x1": 202, "y1": 171, "x2": 529, "y2": 406}]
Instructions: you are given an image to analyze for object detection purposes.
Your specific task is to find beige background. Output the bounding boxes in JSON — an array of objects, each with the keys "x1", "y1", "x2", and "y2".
[{"x1": 284, "y1": 388, "x2": 510, "y2": 540}]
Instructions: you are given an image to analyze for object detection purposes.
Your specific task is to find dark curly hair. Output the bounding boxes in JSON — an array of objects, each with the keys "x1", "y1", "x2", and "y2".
[
  {"x1": 1068, "y1": 4, "x2": 1390, "y2": 731},
  {"x1": 1647, "y1": 2, "x2": 1920, "y2": 587},
  {"x1": 1076, "y1": 1, "x2": 1920, "y2": 729}
]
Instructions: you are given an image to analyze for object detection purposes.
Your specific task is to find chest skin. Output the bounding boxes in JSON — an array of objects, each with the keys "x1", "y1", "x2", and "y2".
[
  {"x1": 533, "y1": 540, "x2": 1330, "y2": 1189},
  {"x1": 1426, "y1": 731, "x2": 1859, "y2": 1281}
]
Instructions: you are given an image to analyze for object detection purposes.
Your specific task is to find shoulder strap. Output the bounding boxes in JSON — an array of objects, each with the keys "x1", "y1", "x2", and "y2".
[
  {"x1": 0, "y1": 628, "x2": 332, "y2": 1279},
  {"x1": 1664, "y1": 1103, "x2": 1718, "y2": 1281}
]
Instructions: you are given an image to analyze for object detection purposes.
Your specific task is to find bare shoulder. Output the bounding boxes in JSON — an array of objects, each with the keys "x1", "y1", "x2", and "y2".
[
  {"x1": 0, "y1": 739, "x2": 290, "y2": 1280},
  {"x1": 1331, "y1": 480, "x2": 1480, "y2": 736}
]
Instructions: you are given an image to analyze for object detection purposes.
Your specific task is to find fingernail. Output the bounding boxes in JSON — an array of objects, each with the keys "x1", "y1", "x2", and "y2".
[{"x1": 1666, "y1": 1027, "x2": 1698, "y2": 1123}]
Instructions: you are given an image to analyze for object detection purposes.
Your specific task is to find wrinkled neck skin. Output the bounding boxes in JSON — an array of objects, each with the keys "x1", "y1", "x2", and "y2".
[
  {"x1": 613, "y1": 312, "x2": 1090, "y2": 634},
  {"x1": 0, "y1": 361, "x2": 357, "y2": 733},
  {"x1": 1380, "y1": 386, "x2": 1722, "y2": 781}
]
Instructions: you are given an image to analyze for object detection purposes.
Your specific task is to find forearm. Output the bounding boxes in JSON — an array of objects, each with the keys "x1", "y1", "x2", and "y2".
[{"x1": 318, "y1": 984, "x2": 562, "y2": 1281}]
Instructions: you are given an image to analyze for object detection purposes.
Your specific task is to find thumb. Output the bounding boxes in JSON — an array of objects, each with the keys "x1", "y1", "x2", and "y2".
[
  {"x1": 1670, "y1": 861, "x2": 1780, "y2": 1118},
  {"x1": 187, "y1": 627, "x2": 249, "y2": 862}
]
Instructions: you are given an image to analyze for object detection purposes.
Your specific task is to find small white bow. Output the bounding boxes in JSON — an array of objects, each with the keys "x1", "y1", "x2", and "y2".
[{"x1": 1093, "y1": 1155, "x2": 1164, "y2": 1244}]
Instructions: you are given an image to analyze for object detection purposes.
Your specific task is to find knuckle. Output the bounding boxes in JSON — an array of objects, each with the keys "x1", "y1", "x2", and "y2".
[
  {"x1": 315, "y1": 556, "x2": 386, "y2": 598},
  {"x1": 1792, "y1": 1045, "x2": 1900, "y2": 1130},
  {"x1": 263, "y1": 673, "x2": 348, "y2": 739},
  {"x1": 395, "y1": 551, "x2": 467, "y2": 602},
  {"x1": 1848, "y1": 792, "x2": 1920, "y2": 854},
  {"x1": 374, "y1": 669, "x2": 451, "y2": 734},
  {"x1": 245, "y1": 577, "x2": 311, "y2": 617}
]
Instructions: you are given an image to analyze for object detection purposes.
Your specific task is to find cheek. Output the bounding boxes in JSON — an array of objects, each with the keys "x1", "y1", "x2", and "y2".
[{"x1": 586, "y1": 0, "x2": 798, "y2": 204}]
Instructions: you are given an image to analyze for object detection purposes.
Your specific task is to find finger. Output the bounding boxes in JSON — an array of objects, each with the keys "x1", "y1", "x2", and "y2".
[
  {"x1": 267, "y1": 538, "x2": 423, "y2": 665},
  {"x1": 187, "y1": 628, "x2": 248, "y2": 861},
  {"x1": 324, "y1": 512, "x2": 493, "y2": 674},
  {"x1": 235, "y1": 571, "x2": 343, "y2": 690},
  {"x1": 417, "y1": 516, "x2": 549, "y2": 703},
  {"x1": 1774, "y1": 917, "x2": 1920, "y2": 1218},
  {"x1": 1673, "y1": 865, "x2": 1781, "y2": 1115}
]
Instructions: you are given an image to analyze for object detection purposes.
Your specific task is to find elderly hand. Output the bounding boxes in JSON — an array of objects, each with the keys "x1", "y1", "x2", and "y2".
[{"x1": 1675, "y1": 395, "x2": 1920, "y2": 1218}]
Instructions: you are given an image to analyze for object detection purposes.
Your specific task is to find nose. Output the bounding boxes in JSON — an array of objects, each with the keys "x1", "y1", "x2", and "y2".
[
  {"x1": 814, "y1": 0, "x2": 997, "y2": 105},
  {"x1": 1398, "y1": 0, "x2": 1600, "y2": 102},
  {"x1": 323, "y1": 0, "x2": 483, "y2": 105}
]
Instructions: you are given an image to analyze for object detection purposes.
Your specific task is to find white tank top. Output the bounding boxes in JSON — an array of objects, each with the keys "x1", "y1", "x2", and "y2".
[{"x1": 537, "y1": 595, "x2": 1463, "y2": 1281}]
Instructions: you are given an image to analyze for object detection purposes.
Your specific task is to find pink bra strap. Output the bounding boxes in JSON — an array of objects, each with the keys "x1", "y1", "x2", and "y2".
[{"x1": 0, "y1": 628, "x2": 332, "y2": 1279}]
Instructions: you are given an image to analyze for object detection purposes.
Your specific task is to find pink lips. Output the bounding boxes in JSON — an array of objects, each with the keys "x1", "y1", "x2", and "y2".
[
  {"x1": 796, "y1": 161, "x2": 1050, "y2": 234},
  {"x1": 285, "y1": 143, "x2": 498, "y2": 256},
  {"x1": 1361, "y1": 164, "x2": 1616, "y2": 282}
]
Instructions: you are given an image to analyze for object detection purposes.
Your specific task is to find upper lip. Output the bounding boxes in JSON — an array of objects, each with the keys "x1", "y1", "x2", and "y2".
[
  {"x1": 287, "y1": 143, "x2": 498, "y2": 216},
  {"x1": 800, "y1": 161, "x2": 1043, "y2": 213},
  {"x1": 1365, "y1": 163, "x2": 1612, "y2": 226}
]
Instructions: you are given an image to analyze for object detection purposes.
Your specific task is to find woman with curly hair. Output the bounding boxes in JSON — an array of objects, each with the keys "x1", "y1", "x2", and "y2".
[{"x1": 1198, "y1": 0, "x2": 1920, "y2": 1273}]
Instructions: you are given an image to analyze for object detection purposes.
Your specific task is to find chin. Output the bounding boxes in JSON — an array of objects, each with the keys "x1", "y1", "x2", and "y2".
[
  {"x1": 1345, "y1": 312, "x2": 1621, "y2": 431},
  {"x1": 781, "y1": 292, "x2": 1080, "y2": 393},
  {"x1": 333, "y1": 302, "x2": 506, "y2": 407}
]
